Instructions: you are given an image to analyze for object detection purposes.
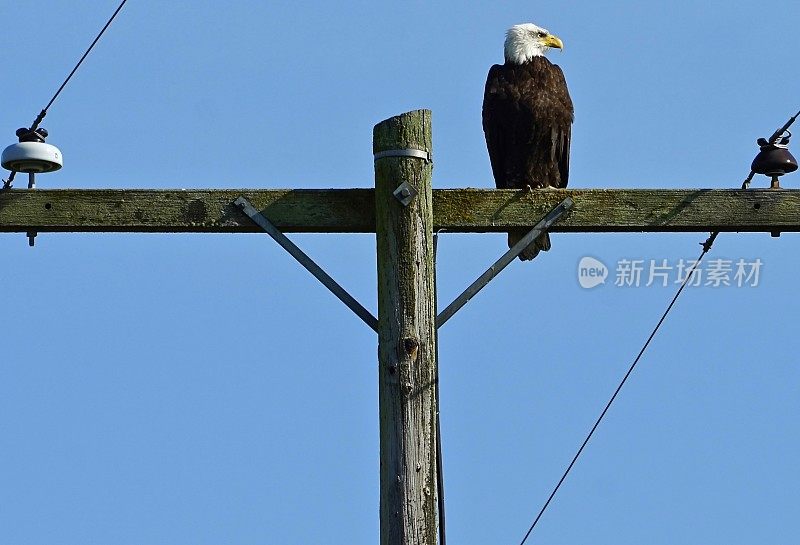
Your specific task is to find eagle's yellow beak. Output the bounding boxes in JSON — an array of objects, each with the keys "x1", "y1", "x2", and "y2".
[{"x1": 542, "y1": 34, "x2": 564, "y2": 50}]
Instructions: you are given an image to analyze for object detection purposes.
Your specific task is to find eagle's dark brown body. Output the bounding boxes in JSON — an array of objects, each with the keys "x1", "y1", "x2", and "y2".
[{"x1": 482, "y1": 56, "x2": 573, "y2": 259}]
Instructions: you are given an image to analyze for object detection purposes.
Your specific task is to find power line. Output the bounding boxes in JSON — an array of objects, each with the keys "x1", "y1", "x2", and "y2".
[
  {"x1": 517, "y1": 231, "x2": 719, "y2": 545},
  {"x1": 29, "y1": 0, "x2": 130, "y2": 132}
]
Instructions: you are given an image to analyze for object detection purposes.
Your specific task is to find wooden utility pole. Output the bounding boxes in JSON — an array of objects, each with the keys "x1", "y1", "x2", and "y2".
[
  {"x1": 374, "y1": 110, "x2": 438, "y2": 545},
  {"x1": 3, "y1": 109, "x2": 800, "y2": 544}
]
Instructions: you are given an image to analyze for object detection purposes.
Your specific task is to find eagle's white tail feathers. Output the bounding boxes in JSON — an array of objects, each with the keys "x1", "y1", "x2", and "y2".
[{"x1": 508, "y1": 231, "x2": 551, "y2": 261}]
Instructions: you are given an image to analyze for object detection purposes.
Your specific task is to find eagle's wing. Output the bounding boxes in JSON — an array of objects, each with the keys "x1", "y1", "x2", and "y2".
[
  {"x1": 550, "y1": 63, "x2": 573, "y2": 188},
  {"x1": 516, "y1": 61, "x2": 573, "y2": 189},
  {"x1": 482, "y1": 64, "x2": 512, "y2": 189}
]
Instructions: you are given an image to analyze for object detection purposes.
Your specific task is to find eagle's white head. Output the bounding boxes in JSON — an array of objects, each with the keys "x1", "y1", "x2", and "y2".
[{"x1": 504, "y1": 23, "x2": 564, "y2": 65}]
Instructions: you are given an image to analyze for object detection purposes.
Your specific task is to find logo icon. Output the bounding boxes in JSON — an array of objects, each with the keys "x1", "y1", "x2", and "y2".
[{"x1": 578, "y1": 257, "x2": 608, "y2": 289}]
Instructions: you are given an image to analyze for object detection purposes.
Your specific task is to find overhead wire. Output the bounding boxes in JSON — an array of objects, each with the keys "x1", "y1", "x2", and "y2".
[
  {"x1": 516, "y1": 231, "x2": 719, "y2": 545},
  {"x1": 29, "y1": 0, "x2": 129, "y2": 132}
]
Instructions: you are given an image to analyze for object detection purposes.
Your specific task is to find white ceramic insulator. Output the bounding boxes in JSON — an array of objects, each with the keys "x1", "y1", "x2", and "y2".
[{"x1": 1, "y1": 141, "x2": 63, "y2": 173}]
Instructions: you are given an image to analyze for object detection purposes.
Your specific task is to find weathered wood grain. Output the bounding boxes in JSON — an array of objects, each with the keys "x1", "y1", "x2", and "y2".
[
  {"x1": 375, "y1": 110, "x2": 438, "y2": 545},
  {"x1": 435, "y1": 188, "x2": 800, "y2": 232},
  {"x1": 0, "y1": 189, "x2": 374, "y2": 233},
  {"x1": 0, "y1": 188, "x2": 798, "y2": 233}
]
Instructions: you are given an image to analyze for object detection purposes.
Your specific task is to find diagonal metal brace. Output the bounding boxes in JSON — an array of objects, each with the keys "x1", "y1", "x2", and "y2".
[
  {"x1": 235, "y1": 196, "x2": 379, "y2": 332},
  {"x1": 436, "y1": 197, "x2": 574, "y2": 329}
]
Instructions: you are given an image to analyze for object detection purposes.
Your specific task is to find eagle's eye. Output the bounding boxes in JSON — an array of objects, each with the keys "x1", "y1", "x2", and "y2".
[{"x1": 537, "y1": 30, "x2": 548, "y2": 38}]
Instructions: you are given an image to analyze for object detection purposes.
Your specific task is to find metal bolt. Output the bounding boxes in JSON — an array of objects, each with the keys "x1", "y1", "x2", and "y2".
[{"x1": 393, "y1": 181, "x2": 418, "y2": 206}]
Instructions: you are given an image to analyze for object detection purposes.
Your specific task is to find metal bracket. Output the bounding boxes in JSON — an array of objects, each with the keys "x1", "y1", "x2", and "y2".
[
  {"x1": 27, "y1": 173, "x2": 37, "y2": 247},
  {"x1": 235, "y1": 195, "x2": 573, "y2": 333},
  {"x1": 235, "y1": 196, "x2": 379, "y2": 332},
  {"x1": 393, "y1": 181, "x2": 418, "y2": 206},
  {"x1": 436, "y1": 197, "x2": 574, "y2": 329}
]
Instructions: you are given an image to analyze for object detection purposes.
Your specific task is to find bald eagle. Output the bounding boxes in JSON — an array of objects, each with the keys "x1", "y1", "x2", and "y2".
[{"x1": 482, "y1": 23, "x2": 574, "y2": 260}]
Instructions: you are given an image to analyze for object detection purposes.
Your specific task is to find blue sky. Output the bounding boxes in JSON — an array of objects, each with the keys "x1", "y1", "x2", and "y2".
[{"x1": 2, "y1": 1, "x2": 798, "y2": 544}]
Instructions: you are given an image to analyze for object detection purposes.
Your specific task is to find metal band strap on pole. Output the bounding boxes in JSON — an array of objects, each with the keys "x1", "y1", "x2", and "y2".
[{"x1": 373, "y1": 148, "x2": 432, "y2": 162}]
